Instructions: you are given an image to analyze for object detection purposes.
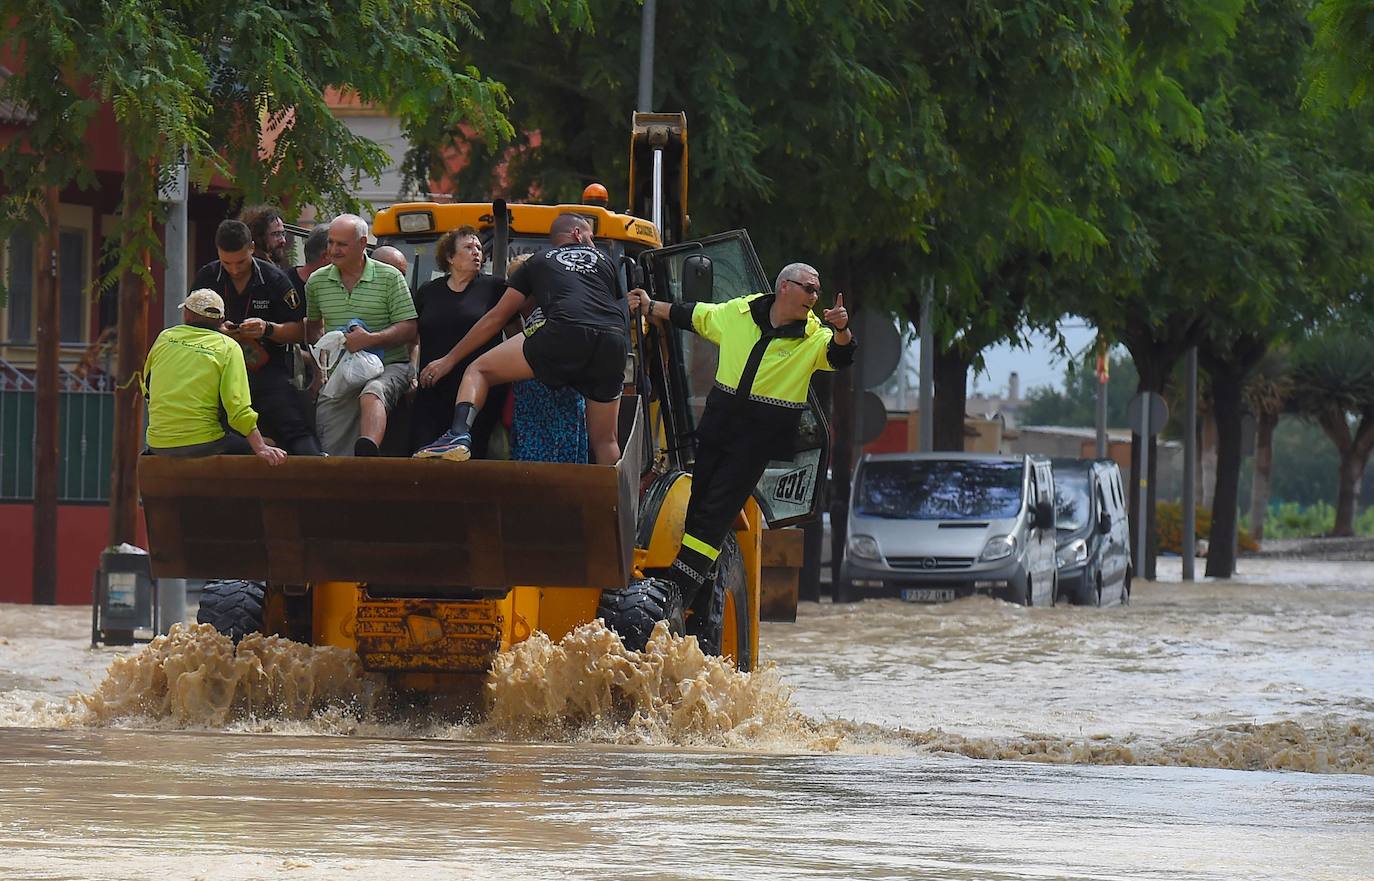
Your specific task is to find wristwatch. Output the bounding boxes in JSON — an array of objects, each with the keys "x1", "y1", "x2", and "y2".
[{"x1": 263, "y1": 322, "x2": 275, "y2": 339}]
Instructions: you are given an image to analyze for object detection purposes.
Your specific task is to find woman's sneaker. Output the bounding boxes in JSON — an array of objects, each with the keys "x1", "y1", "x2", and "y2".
[{"x1": 413, "y1": 430, "x2": 472, "y2": 461}]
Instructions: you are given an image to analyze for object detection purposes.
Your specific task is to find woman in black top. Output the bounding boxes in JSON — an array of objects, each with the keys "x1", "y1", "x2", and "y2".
[{"x1": 409, "y1": 226, "x2": 510, "y2": 456}]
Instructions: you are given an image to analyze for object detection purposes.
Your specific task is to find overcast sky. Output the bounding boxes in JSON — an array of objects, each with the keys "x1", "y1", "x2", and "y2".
[
  {"x1": 971, "y1": 324, "x2": 1099, "y2": 397},
  {"x1": 879, "y1": 322, "x2": 1103, "y2": 402}
]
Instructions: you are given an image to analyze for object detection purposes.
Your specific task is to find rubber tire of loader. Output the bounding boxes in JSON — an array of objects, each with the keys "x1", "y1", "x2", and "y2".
[
  {"x1": 597, "y1": 577, "x2": 685, "y2": 652},
  {"x1": 197, "y1": 580, "x2": 266, "y2": 643},
  {"x1": 687, "y1": 534, "x2": 751, "y2": 670}
]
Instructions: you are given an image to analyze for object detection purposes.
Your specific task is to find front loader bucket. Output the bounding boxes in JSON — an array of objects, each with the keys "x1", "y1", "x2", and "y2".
[{"x1": 139, "y1": 397, "x2": 645, "y2": 590}]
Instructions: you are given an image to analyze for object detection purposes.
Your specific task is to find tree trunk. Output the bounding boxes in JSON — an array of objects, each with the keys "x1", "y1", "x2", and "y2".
[
  {"x1": 1313, "y1": 410, "x2": 1374, "y2": 538},
  {"x1": 1205, "y1": 368, "x2": 1245, "y2": 577},
  {"x1": 827, "y1": 257, "x2": 857, "y2": 589},
  {"x1": 33, "y1": 185, "x2": 61, "y2": 604},
  {"x1": 1333, "y1": 451, "x2": 1363, "y2": 537},
  {"x1": 109, "y1": 150, "x2": 153, "y2": 547},
  {"x1": 1248, "y1": 412, "x2": 1277, "y2": 542},
  {"x1": 932, "y1": 345, "x2": 969, "y2": 452}
]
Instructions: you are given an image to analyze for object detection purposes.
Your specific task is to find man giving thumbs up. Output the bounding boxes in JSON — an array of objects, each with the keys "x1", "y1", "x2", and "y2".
[{"x1": 628, "y1": 262, "x2": 855, "y2": 652}]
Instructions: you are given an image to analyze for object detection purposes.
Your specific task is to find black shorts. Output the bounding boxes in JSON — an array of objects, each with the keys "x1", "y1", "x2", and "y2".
[{"x1": 522, "y1": 321, "x2": 627, "y2": 403}]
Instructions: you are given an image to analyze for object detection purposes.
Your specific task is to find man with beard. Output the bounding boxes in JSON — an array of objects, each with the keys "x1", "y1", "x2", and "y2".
[{"x1": 240, "y1": 204, "x2": 291, "y2": 274}]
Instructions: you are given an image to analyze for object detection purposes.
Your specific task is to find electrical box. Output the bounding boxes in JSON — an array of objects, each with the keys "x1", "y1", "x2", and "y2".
[{"x1": 92, "y1": 545, "x2": 158, "y2": 647}]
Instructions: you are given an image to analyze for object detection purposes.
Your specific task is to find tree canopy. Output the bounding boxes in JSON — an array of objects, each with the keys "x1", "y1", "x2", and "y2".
[{"x1": 0, "y1": 0, "x2": 578, "y2": 294}]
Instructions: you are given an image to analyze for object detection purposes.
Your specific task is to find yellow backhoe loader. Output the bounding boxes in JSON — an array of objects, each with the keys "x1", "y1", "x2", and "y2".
[{"x1": 138, "y1": 113, "x2": 828, "y2": 695}]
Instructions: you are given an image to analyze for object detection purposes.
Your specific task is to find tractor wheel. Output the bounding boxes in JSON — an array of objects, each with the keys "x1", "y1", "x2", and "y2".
[
  {"x1": 596, "y1": 577, "x2": 685, "y2": 652},
  {"x1": 686, "y1": 534, "x2": 751, "y2": 668},
  {"x1": 197, "y1": 580, "x2": 266, "y2": 642}
]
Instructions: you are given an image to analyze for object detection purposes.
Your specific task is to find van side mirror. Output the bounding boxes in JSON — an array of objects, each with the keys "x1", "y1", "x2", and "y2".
[
  {"x1": 1035, "y1": 499, "x2": 1054, "y2": 528},
  {"x1": 1098, "y1": 510, "x2": 1112, "y2": 534},
  {"x1": 682, "y1": 254, "x2": 713, "y2": 301}
]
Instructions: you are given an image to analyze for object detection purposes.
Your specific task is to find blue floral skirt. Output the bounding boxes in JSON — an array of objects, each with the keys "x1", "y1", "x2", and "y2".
[{"x1": 512, "y1": 380, "x2": 587, "y2": 463}]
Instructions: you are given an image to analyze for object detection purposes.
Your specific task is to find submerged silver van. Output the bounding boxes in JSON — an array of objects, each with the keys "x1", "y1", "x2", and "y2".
[{"x1": 835, "y1": 452, "x2": 1058, "y2": 605}]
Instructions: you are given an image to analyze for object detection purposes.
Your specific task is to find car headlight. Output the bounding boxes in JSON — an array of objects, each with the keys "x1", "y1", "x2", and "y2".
[
  {"x1": 848, "y1": 534, "x2": 881, "y2": 560},
  {"x1": 979, "y1": 534, "x2": 1016, "y2": 562},
  {"x1": 1057, "y1": 538, "x2": 1088, "y2": 568}
]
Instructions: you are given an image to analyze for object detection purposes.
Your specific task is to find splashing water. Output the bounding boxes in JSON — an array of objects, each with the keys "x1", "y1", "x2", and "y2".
[
  {"x1": 59, "y1": 620, "x2": 837, "y2": 751},
  {"x1": 479, "y1": 621, "x2": 841, "y2": 750},
  {"x1": 77, "y1": 623, "x2": 384, "y2": 728},
  {"x1": 20, "y1": 610, "x2": 1371, "y2": 773}
]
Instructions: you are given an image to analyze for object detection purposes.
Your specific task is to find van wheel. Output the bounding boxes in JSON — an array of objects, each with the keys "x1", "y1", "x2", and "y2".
[
  {"x1": 596, "y1": 578, "x2": 685, "y2": 652},
  {"x1": 1094, "y1": 575, "x2": 1104, "y2": 607},
  {"x1": 197, "y1": 580, "x2": 266, "y2": 642},
  {"x1": 1121, "y1": 569, "x2": 1132, "y2": 606},
  {"x1": 1024, "y1": 576, "x2": 1034, "y2": 607}
]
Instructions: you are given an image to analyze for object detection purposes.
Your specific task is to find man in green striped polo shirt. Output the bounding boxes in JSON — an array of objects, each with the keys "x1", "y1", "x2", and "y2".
[{"x1": 305, "y1": 214, "x2": 418, "y2": 456}]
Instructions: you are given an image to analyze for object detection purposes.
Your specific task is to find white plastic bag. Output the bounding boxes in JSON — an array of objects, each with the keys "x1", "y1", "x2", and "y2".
[
  {"x1": 311, "y1": 330, "x2": 347, "y2": 381},
  {"x1": 314, "y1": 331, "x2": 384, "y2": 398}
]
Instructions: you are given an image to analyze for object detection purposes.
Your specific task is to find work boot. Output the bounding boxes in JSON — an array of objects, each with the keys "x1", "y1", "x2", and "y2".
[{"x1": 667, "y1": 546, "x2": 714, "y2": 616}]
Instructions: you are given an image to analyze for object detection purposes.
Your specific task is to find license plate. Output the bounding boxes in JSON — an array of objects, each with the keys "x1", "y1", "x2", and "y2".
[{"x1": 901, "y1": 588, "x2": 955, "y2": 603}]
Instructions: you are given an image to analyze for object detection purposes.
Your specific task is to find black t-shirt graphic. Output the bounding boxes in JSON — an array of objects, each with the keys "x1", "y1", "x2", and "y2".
[
  {"x1": 190, "y1": 257, "x2": 303, "y2": 374},
  {"x1": 414, "y1": 274, "x2": 508, "y2": 382},
  {"x1": 508, "y1": 244, "x2": 627, "y2": 332}
]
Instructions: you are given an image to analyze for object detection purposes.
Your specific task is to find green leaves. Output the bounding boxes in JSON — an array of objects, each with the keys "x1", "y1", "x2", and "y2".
[{"x1": 0, "y1": 0, "x2": 543, "y2": 302}]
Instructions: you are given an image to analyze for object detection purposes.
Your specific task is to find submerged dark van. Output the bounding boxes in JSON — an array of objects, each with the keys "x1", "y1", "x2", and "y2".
[{"x1": 1050, "y1": 458, "x2": 1132, "y2": 606}]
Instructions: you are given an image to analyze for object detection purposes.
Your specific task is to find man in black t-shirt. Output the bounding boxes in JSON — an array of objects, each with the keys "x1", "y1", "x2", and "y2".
[
  {"x1": 413, "y1": 213, "x2": 628, "y2": 465},
  {"x1": 190, "y1": 219, "x2": 322, "y2": 456}
]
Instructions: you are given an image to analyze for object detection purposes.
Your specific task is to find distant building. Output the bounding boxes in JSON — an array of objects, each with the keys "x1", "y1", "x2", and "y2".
[
  {"x1": 967, "y1": 371, "x2": 1026, "y2": 428},
  {"x1": 1007, "y1": 425, "x2": 1183, "y2": 501}
]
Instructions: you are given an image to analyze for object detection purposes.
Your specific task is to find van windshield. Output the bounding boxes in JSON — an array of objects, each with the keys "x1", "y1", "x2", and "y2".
[
  {"x1": 1054, "y1": 470, "x2": 1091, "y2": 531},
  {"x1": 855, "y1": 460, "x2": 1024, "y2": 520}
]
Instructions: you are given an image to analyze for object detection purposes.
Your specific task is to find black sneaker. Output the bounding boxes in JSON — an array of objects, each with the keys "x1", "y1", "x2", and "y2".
[{"x1": 353, "y1": 437, "x2": 380, "y2": 457}]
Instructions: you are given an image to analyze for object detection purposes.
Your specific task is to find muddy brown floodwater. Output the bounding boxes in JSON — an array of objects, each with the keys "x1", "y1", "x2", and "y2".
[{"x1": 1, "y1": 557, "x2": 1371, "y2": 880}]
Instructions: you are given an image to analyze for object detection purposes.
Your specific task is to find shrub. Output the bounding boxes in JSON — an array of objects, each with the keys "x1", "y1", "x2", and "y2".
[{"x1": 1156, "y1": 501, "x2": 1259, "y2": 554}]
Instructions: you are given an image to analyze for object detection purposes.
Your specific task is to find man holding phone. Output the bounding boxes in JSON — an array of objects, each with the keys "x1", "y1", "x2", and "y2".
[{"x1": 190, "y1": 219, "x2": 322, "y2": 455}]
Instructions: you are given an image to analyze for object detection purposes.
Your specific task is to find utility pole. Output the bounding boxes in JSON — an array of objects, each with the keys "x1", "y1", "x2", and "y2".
[
  {"x1": 1095, "y1": 338, "x2": 1108, "y2": 458},
  {"x1": 1182, "y1": 348, "x2": 1198, "y2": 581},
  {"x1": 158, "y1": 155, "x2": 189, "y2": 629},
  {"x1": 918, "y1": 276, "x2": 934, "y2": 452},
  {"x1": 1135, "y1": 393, "x2": 1151, "y2": 578},
  {"x1": 33, "y1": 185, "x2": 60, "y2": 605},
  {"x1": 637, "y1": 0, "x2": 657, "y2": 112}
]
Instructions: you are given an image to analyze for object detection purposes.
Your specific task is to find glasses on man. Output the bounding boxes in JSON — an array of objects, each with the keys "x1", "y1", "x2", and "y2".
[{"x1": 788, "y1": 278, "x2": 820, "y2": 296}]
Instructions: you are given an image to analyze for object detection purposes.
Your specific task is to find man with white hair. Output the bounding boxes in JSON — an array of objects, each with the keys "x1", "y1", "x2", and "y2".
[
  {"x1": 628, "y1": 261, "x2": 853, "y2": 652},
  {"x1": 305, "y1": 213, "x2": 418, "y2": 456}
]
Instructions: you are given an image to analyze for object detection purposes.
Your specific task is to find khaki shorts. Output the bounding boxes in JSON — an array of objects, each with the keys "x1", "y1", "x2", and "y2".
[{"x1": 315, "y1": 361, "x2": 414, "y2": 456}]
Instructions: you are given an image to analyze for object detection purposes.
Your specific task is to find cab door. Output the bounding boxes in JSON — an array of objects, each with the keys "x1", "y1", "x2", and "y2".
[{"x1": 641, "y1": 230, "x2": 830, "y2": 527}]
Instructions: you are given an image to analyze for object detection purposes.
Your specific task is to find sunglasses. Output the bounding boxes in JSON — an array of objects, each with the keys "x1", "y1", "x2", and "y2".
[{"x1": 788, "y1": 279, "x2": 821, "y2": 296}]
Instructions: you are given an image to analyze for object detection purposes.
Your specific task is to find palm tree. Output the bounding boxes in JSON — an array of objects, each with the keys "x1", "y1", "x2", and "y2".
[{"x1": 1291, "y1": 331, "x2": 1374, "y2": 536}]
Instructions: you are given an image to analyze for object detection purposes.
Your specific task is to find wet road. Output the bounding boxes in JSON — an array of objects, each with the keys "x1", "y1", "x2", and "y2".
[{"x1": 1, "y1": 557, "x2": 1371, "y2": 880}]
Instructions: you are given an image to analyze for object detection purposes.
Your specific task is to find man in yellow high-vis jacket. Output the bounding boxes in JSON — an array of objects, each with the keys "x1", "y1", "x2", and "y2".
[
  {"x1": 629, "y1": 262, "x2": 854, "y2": 649},
  {"x1": 142, "y1": 289, "x2": 286, "y2": 465}
]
